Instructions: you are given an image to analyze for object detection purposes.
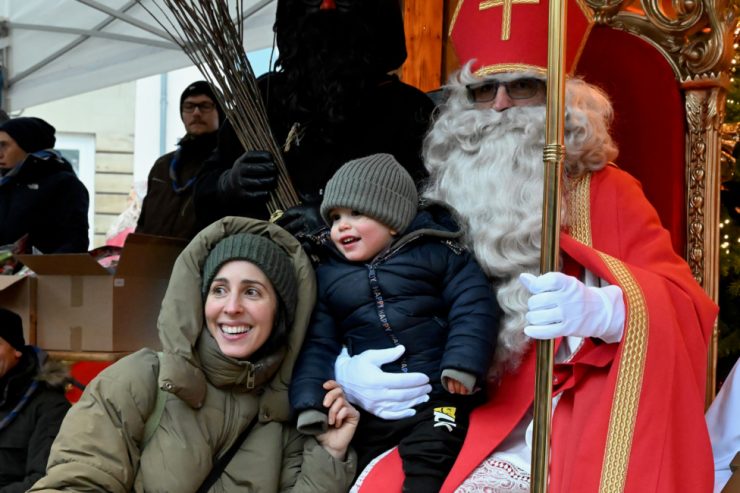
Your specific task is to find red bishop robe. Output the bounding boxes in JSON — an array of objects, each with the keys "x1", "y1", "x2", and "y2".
[{"x1": 358, "y1": 165, "x2": 718, "y2": 493}]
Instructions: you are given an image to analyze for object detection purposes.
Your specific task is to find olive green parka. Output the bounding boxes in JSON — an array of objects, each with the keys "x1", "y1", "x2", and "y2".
[{"x1": 29, "y1": 217, "x2": 357, "y2": 492}]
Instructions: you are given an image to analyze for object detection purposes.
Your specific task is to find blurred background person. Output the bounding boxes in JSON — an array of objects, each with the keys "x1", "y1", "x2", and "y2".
[
  {"x1": 0, "y1": 308, "x2": 70, "y2": 492},
  {"x1": 136, "y1": 81, "x2": 223, "y2": 240},
  {"x1": 0, "y1": 116, "x2": 89, "y2": 253}
]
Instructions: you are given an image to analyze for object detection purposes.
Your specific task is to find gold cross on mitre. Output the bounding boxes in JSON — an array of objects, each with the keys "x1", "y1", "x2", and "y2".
[{"x1": 480, "y1": 0, "x2": 540, "y2": 40}]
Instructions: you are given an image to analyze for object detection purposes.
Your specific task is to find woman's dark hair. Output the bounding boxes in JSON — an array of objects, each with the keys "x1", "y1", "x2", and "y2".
[{"x1": 250, "y1": 302, "x2": 290, "y2": 362}]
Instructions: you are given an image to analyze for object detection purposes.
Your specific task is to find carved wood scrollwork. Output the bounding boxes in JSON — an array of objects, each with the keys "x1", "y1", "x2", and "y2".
[
  {"x1": 685, "y1": 88, "x2": 724, "y2": 288},
  {"x1": 584, "y1": 0, "x2": 736, "y2": 82},
  {"x1": 584, "y1": 0, "x2": 736, "y2": 289},
  {"x1": 583, "y1": 0, "x2": 736, "y2": 398}
]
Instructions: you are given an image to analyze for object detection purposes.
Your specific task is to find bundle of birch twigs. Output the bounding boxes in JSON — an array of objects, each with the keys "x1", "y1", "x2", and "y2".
[{"x1": 141, "y1": 0, "x2": 299, "y2": 216}]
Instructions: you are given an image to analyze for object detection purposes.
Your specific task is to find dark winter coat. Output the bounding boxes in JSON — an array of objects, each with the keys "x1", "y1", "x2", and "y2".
[
  {"x1": 193, "y1": 72, "x2": 435, "y2": 227},
  {"x1": 290, "y1": 205, "x2": 500, "y2": 414},
  {"x1": 0, "y1": 347, "x2": 70, "y2": 493},
  {"x1": 0, "y1": 151, "x2": 89, "y2": 253},
  {"x1": 136, "y1": 131, "x2": 218, "y2": 240}
]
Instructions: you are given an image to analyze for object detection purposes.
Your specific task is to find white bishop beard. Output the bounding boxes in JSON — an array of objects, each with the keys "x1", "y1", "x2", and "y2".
[{"x1": 424, "y1": 104, "x2": 555, "y2": 375}]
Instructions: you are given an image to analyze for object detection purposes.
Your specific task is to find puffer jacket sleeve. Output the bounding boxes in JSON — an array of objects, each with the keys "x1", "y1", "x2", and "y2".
[
  {"x1": 290, "y1": 290, "x2": 343, "y2": 414},
  {"x1": 439, "y1": 250, "x2": 500, "y2": 385},
  {"x1": 28, "y1": 350, "x2": 159, "y2": 492},
  {"x1": 279, "y1": 428, "x2": 357, "y2": 493}
]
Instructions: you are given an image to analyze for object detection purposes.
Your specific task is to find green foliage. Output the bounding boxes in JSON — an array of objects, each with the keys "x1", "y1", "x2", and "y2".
[
  {"x1": 725, "y1": 74, "x2": 740, "y2": 123},
  {"x1": 718, "y1": 201, "x2": 740, "y2": 387},
  {"x1": 717, "y1": 31, "x2": 740, "y2": 388}
]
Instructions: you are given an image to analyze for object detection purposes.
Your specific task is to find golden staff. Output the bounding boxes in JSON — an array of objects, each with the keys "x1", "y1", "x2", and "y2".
[{"x1": 531, "y1": 0, "x2": 567, "y2": 491}]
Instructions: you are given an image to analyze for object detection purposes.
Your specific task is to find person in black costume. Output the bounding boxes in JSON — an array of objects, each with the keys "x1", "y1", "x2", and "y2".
[{"x1": 193, "y1": 0, "x2": 435, "y2": 248}]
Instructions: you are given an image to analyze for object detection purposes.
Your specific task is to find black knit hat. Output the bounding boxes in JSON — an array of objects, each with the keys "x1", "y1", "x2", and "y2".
[
  {"x1": 180, "y1": 80, "x2": 224, "y2": 121},
  {"x1": 201, "y1": 234, "x2": 297, "y2": 323},
  {"x1": 0, "y1": 308, "x2": 24, "y2": 350},
  {"x1": 274, "y1": 0, "x2": 407, "y2": 73},
  {"x1": 320, "y1": 153, "x2": 418, "y2": 233},
  {"x1": 0, "y1": 117, "x2": 56, "y2": 153}
]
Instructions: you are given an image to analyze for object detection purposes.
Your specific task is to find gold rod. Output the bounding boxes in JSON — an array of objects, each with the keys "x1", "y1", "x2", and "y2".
[{"x1": 531, "y1": 0, "x2": 568, "y2": 491}]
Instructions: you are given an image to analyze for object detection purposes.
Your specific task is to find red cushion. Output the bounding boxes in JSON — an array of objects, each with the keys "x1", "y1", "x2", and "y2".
[
  {"x1": 66, "y1": 361, "x2": 114, "y2": 403},
  {"x1": 579, "y1": 26, "x2": 686, "y2": 256}
]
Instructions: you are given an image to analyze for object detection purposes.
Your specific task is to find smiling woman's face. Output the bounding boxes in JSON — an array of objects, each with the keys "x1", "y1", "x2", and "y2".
[{"x1": 204, "y1": 260, "x2": 277, "y2": 360}]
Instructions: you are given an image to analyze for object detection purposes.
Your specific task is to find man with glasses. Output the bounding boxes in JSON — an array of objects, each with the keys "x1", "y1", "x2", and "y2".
[
  {"x1": 340, "y1": 1, "x2": 717, "y2": 491},
  {"x1": 136, "y1": 81, "x2": 223, "y2": 240}
]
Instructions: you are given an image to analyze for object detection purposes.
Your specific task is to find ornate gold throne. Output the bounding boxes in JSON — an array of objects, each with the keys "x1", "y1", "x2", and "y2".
[
  {"x1": 404, "y1": 2, "x2": 737, "y2": 486},
  {"x1": 573, "y1": 0, "x2": 736, "y2": 404},
  {"x1": 406, "y1": 0, "x2": 736, "y2": 399}
]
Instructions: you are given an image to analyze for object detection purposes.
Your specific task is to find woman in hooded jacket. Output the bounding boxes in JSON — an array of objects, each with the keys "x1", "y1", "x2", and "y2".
[{"x1": 29, "y1": 217, "x2": 358, "y2": 492}]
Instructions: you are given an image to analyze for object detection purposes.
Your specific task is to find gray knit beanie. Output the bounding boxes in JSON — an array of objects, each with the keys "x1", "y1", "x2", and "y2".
[
  {"x1": 201, "y1": 233, "x2": 297, "y2": 324},
  {"x1": 320, "y1": 153, "x2": 418, "y2": 233}
]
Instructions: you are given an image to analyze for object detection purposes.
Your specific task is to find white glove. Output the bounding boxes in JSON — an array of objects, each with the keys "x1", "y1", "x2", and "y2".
[
  {"x1": 334, "y1": 345, "x2": 432, "y2": 420},
  {"x1": 519, "y1": 272, "x2": 625, "y2": 343}
]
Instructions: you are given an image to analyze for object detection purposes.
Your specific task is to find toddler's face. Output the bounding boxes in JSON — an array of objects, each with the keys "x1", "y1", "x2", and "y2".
[{"x1": 329, "y1": 207, "x2": 396, "y2": 262}]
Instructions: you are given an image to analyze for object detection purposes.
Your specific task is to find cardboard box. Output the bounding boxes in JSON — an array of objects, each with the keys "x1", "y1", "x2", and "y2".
[
  {"x1": 17, "y1": 234, "x2": 187, "y2": 352},
  {"x1": 0, "y1": 275, "x2": 37, "y2": 345}
]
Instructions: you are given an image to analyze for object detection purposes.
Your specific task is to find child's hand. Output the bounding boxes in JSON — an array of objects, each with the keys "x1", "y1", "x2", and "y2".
[
  {"x1": 444, "y1": 377, "x2": 469, "y2": 395},
  {"x1": 316, "y1": 380, "x2": 360, "y2": 460}
]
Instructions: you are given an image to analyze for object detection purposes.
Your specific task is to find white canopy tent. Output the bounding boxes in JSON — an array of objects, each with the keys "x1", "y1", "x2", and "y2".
[{"x1": 0, "y1": 0, "x2": 277, "y2": 112}]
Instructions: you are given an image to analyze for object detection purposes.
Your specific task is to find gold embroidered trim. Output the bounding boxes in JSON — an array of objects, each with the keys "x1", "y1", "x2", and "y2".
[
  {"x1": 479, "y1": 0, "x2": 540, "y2": 40},
  {"x1": 566, "y1": 173, "x2": 592, "y2": 246},
  {"x1": 597, "y1": 253, "x2": 648, "y2": 493},
  {"x1": 475, "y1": 64, "x2": 547, "y2": 77},
  {"x1": 449, "y1": 0, "x2": 465, "y2": 37}
]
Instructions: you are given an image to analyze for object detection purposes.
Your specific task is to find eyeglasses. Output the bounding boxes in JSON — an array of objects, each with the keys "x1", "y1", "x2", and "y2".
[
  {"x1": 182, "y1": 102, "x2": 216, "y2": 113},
  {"x1": 466, "y1": 78, "x2": 545, "y2": 103}
]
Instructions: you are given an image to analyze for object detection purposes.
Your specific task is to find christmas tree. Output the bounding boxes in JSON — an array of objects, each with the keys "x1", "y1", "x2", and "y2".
[{"x1": 718, "y1": 21, "x2": 740, "y2": 387}]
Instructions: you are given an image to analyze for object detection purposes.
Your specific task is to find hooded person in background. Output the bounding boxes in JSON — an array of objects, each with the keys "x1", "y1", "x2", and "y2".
[
  {"x1": 136, "y1": 81, "x2": 224, "y2": 240},
  {"x1": 0, "y1": 117, "x2": 89, "y2": 253},
  {"x1": 341, "y1": 1, "x2": 718, "y2": 491},
  {"x1": 193, "y1": 0, "x2": 435, "y2": 250},
  {"x1": 0, "y1": 308, "x2": 71, "y2": 493}
]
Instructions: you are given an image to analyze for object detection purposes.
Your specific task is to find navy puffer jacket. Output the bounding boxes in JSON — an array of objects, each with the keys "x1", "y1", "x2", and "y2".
[{"x1": 291, "y1": 204, "x2": 499, "y2": 413}]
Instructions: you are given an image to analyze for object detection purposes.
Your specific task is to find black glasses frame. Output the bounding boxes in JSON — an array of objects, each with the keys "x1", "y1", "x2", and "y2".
[
  {"x1": 181, "y1": 102, "x2": 217, "y2": 113},
  {"x1": 465, "y1": 78, "x2": 545, "y2": 103}
]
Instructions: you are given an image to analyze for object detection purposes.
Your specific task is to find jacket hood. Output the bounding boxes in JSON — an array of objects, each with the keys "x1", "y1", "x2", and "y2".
[
  {"x1": 34, "y1": 347, "x2": 71, "y2": 389},
  {"x1": 0, "y1": 346, "x2": 68, "y2": 407},
  {"x1": 321, "y1": 201, "x2": 464, "y2": 264},
  {"x1": 399, "y1": 201, "x2": 462, "y2": 238},
  {"x1": 157, "y1": 217, "x2": 316, "y2": 421},
  {"x1": 2, "y1": 151, "x2": 74, "y2": 184}
]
